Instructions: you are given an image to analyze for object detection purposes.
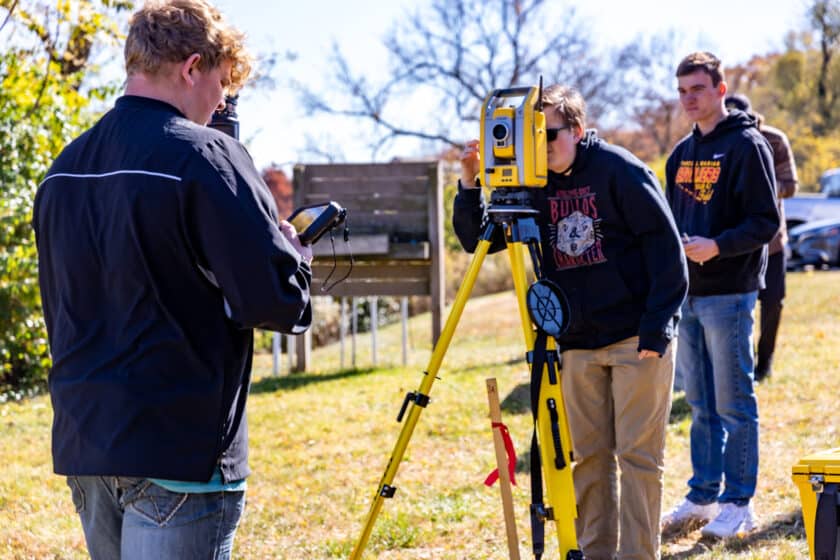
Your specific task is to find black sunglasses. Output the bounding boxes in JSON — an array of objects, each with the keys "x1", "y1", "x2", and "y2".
[{"x1": 546, "y1": 126, "x2": 570, "y2": 142}]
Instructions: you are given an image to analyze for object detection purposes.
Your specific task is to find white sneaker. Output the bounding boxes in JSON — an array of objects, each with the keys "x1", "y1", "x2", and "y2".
[
  {"x1": 661, "y1": 498, "x2": 719, "y2": 529},
  {"x1": 700, "y1": 502, "x2": 756, "y2": 538}
]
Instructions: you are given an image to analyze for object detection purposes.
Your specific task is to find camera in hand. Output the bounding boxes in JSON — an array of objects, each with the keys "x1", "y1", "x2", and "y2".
[
  {"x1": 288, "y1": 201, "x2": 347, "y2": 246},
  {"x1": 209, "y1": 95, "x2": 240, "y2": 139}
]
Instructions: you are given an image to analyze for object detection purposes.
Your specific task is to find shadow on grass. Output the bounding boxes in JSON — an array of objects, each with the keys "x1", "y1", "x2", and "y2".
[
  {"x1": 515, "y1": 449, "x2": 532, "y2": 475},
  {"x1": 669, "y1": 392, "x2": 691, "y2": 424},
  {"x1": 253, "y1": 353, "x2": 525, "y2": 396},
  {"x1": 501, "y1": 382, "x2": 532, "y2": 415},
  {"x1": 250, "y1": 367, "x2": 376, "y2": 394},
  {"x1": 455, "y1": 355, "x2": 526, "y2": 375},
  {"x1": 662, "y1": 508, "x2": 805, "y2": 559}
]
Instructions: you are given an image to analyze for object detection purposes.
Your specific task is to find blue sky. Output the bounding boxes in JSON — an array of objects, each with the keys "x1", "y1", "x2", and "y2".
[{"x1": 214, "y1": 0, "x2": 809, "y2": 169}]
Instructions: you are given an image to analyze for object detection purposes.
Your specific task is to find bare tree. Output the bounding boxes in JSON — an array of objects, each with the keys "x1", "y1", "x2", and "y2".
[
  {"x1": 294, "y1": 0, "x2": 623, "y2": 159},
  {"x1": 603, "y1": 31, "x2": 692, "y2": 158},
  {"x1": 809, "y1": 0, "x2": 840, "y2": 133}
]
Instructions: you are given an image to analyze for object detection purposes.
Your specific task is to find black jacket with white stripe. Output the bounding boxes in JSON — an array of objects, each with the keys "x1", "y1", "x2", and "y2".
[{"x1": 33, "y1": 95, "x2": 311, "y2": 482}]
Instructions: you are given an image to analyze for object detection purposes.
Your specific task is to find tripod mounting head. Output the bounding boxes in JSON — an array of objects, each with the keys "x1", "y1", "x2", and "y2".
[{"x1": 486, "y1": 188, "x2": 540, "y2": 224}]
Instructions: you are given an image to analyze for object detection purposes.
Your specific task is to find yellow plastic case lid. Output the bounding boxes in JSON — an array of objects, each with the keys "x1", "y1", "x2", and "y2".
[{"x1": 792, "y1": 447, "x2": 840, "y2": 475}]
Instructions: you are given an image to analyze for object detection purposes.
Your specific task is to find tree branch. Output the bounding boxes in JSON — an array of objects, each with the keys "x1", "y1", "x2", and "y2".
[
  {"x1": 295, "y1": 0, "x2": 623, "y2": 157},
  {"x1": 0, "y1": 0, "x2": 19, "y2": 34}
]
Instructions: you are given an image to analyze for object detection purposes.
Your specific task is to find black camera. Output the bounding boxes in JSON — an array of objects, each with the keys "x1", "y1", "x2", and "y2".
[{"x1": 208, "y1": 95, "x2": 240, "y2": 139}]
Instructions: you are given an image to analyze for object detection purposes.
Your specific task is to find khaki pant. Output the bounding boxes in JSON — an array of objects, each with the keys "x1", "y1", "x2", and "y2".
[{"x1": 561, "y1": 336, "x2": 675, "y2": 560}]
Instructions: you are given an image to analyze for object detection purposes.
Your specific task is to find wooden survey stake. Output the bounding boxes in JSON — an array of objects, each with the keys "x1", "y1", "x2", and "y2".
[{"x1": 485, "y1": 378, "x2": 521, "y2": 560}]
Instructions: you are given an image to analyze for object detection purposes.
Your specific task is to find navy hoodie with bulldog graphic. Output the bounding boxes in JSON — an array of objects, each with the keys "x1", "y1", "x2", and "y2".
[
  {"x1": 665, "y1": 110, "x2": 779, "y2": 296},
  {"x1": 453, "y1": 130, "x2": 688, "y2": 355}
]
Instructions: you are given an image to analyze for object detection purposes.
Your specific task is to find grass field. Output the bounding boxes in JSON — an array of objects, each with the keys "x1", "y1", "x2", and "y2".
[{"x1": 1, "y1": 270, "x2": 839, "y2": 559}]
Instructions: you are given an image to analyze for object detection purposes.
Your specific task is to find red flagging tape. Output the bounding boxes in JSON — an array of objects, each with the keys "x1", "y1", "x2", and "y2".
[{"x1": 484, "y1": 422, "x2": 517, "y2": 487}]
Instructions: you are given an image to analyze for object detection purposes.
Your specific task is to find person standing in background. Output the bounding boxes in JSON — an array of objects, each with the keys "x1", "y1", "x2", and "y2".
[
  {"x1": 661, "y1": 51, "x2": 779, "y2": 539},
  {"x1": 725, "y1": 93, "x2": 798, "y2": 382}
]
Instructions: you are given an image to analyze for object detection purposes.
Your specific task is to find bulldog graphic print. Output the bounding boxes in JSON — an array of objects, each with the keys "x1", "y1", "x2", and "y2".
[{"x1": 549, "y1": 186, "x2": 606, "y2": 270}]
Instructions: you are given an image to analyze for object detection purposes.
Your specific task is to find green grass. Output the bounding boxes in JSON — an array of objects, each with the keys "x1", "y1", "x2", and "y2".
[{"x1": 2, "y1": 271, "x2": 839, "y2": 558}]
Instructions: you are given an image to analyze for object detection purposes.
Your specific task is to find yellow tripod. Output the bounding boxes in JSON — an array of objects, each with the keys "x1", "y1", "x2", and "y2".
[{"x1": 350, "y1": 189, "x2": 582, "y2": 560}]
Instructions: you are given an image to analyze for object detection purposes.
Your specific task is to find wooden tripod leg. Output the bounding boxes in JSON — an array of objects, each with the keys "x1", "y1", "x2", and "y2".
[{"x1": 486, "y1": 378, "x2": 521, "y2": 560}]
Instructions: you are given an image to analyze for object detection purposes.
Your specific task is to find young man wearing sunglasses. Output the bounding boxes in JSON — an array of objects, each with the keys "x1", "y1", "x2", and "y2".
[{"x1": 453, "y1": 84, "x2": 688, "y2": 559}]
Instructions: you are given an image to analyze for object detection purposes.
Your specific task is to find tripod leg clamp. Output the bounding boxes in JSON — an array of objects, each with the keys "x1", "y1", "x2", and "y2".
[
  {"x1": 379, "y1": 484, "x2": 397, "y2": 498},
  {"x1": 547, "y1": 398, "x2": 567, "y2": 470},
  {"x1": 396, "y1": 390, "x2": 431, "y2": 422},
  {"x1": 530, "y1": 503, "x2": 555, "y2": 522},
  {"x1": 525, "y1": 349, "x2": 560, "y2": 385},
  {"x1": 526, "y1": 349, "x2": 559, "y2": 365}
]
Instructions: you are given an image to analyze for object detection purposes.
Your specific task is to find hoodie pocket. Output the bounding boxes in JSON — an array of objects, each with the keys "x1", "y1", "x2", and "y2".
[{"x1": 582, "y1": 260, "x2": 640, "y2": 334}]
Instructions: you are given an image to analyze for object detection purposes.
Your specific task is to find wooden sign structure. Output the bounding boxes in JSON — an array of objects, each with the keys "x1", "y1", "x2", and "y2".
[{"x1": 291, "y1": 161, "x2": 445, "y2": 372}]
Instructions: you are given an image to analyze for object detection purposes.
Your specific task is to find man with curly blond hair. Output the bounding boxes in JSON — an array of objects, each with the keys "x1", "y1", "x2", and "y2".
[{"x1": 33, "y1": 1, "x2": 313, "y2": 558}]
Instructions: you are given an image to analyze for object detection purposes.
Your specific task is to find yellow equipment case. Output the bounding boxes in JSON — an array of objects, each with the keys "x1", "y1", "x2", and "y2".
[{"x1": 792, "y1": 447, "x2": 840, "y2": 560}]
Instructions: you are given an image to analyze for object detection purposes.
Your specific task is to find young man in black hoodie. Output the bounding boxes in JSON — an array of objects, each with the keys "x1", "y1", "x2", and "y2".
[
  {"x1": 454, "y1": 85, "x2": 688, "y2": 560},
  {"x1": 661, "y1": 52, "x2": 779, "y2": 539}
]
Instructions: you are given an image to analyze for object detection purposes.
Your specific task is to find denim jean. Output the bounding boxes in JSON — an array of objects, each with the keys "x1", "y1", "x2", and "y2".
[
  {"x1": 677, "y1": 292, "x2": 759, "y2": 506},
  {"x1": 66, "y1": 476, "x2": 245, "y2": 560}
]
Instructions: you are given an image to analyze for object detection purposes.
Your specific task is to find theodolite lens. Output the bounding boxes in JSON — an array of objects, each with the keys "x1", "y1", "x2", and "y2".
[{"x1": 492, "y1": 123, "x2": 509, "y2": 141}]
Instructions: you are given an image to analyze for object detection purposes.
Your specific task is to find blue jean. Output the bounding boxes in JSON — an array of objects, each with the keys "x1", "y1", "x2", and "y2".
[
  {"x1": 66, "y1": 476, "x2": 245, "y2": 559},
  {"x1": 677, "y1": 292, "x2": 759, "y2": 506}
]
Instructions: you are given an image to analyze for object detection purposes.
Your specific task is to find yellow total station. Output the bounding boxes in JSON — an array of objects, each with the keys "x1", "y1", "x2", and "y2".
[
  {"x1": 480, "y1": 85, "x2": 548, "y2": 189},
  {"x1": 350, "y1": 80, "x2": 582, "y2": 557}
]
